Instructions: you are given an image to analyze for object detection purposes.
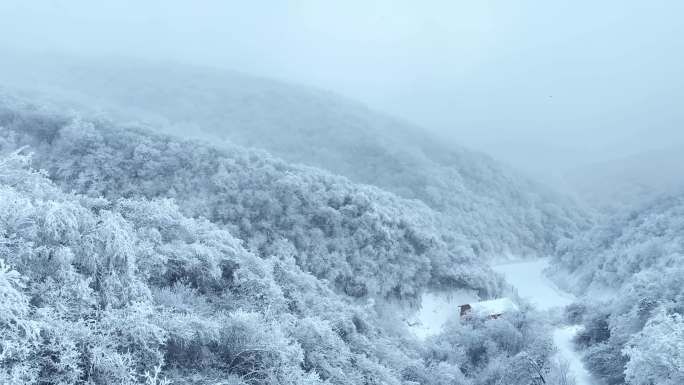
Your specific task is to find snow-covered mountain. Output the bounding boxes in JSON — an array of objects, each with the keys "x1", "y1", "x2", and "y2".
[
  {"x1": 0, "y1": 96, "x2": 501, "y2": 302},
  {"x1": 0, "y1": 94, "x2": 559, "y2": 385},
  {"x1": 0, "y1": 56, "x2": 590, "y2": 259},
  {"x1": 0, "y1": 54, "x2": 599, "y2": 385}
]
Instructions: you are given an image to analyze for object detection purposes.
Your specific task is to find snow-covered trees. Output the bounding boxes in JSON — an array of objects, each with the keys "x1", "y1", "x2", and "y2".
[
  {"x1": 0, "y1": 99, "x2": 565, "y2": 384},
  {"x1": 0, "y1": 259, "x2": 40, "y2": 384},
  {"x1": 422, "y1": 308, "x2": 554, "y2": 385},
  {"x1": 553, "y1": 194, "x2": 684, "y2": 292},
  {"x1": 552, "y1": 191, "x2": 684, "y2": 385},
  {"x1": 0, "y1": 101, "x2": 501, "y2": 302},
  {"x1": 623, "y1": 310, "x2": 684, "y2": 385},
  {"x1": 0, "y1": 150, "x2": 405, "y2": 384}
]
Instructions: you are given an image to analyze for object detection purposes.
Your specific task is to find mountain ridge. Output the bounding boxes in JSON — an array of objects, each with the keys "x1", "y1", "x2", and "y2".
[{"x1": 0, "y1": 56, "x2": 591, "y2": 259}]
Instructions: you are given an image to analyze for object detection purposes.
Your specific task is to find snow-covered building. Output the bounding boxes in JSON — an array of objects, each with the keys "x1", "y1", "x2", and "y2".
[{"x1": 459, "y1": 298, "x2": 519, "y2": 320}]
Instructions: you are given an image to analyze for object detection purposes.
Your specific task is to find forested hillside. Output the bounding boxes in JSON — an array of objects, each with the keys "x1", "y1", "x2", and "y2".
[
  {"x1": 0, "y1": 98, "x2": 499, "y2": 302},
  {"x1": 550, "y1": 192, "x2": 684, "y2": 385},
  {"x1": 0, "y1": 96, "x2": 563, "y2": 385},
  {"x1": 0, "y1": 58, "x2": 590, "y2": 259}
]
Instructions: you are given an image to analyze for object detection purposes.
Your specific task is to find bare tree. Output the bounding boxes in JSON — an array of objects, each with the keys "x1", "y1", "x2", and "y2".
[{"x1": 549, "y1": 358, "x2": 576, "y2": 385}]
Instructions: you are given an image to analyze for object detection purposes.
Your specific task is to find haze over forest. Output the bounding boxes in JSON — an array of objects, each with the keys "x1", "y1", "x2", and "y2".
[
  {"x1": 2, "y1": 1, "x2": 684, "y2": 180},
  {"x1": 0, "y1": 2, "x2": 682, "y2": 385}
]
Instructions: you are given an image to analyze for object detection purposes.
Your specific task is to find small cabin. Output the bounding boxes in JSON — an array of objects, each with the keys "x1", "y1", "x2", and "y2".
[{"x1": 459, "y1": 298, "x2": 518, "y2": 320}]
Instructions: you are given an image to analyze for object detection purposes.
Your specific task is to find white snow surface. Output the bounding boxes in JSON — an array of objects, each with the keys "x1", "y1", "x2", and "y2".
[
  {"x1": 407, "y1": 290, "x2": 478, "y2": 339},
  {"x1": 492, "y1": 258, "x2": 574, "y2": 311},
  {"x1": 553, "y1": 325, "x2": 593, "y2": 385}
]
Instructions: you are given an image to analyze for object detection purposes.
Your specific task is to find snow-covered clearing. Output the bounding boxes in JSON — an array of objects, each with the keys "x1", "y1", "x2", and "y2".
[{"x1": 406, "y1": 290, "x2": 478, "y2": 339}]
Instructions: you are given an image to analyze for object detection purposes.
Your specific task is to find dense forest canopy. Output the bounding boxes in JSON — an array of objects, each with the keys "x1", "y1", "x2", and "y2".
[
  {"x1": 0, "y1": 95, "x2": 569, "y2": 385},
  {"x1": 0, "y1": 98, "x2": 503, "y2": 301}
]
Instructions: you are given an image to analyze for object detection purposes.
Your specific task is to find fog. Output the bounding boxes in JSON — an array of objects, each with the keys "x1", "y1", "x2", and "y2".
[{"x1": 2, "y1": 0, "x2": 683, "y2": 178}]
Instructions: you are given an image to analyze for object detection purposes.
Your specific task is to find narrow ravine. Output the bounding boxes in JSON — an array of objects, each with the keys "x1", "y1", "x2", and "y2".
[{"x1": 492, "y1": 258, "x2": 594, "y2": 385}]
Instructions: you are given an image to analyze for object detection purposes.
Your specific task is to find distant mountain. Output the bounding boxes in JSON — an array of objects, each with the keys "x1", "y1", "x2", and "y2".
[
  {"x1": 563, "y1": 146, "x2": 684, "y2": 211},
  {"x1": 0, "y1": 55, "x2": 590, "y2": 259}
]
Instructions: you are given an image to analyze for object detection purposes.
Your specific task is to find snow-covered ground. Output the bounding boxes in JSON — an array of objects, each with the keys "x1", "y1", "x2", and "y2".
[
  {"x1": 406, "y1": 290, "x2": 478, "y2": 339},
  {"x1": 492, "y1": 258, "x2": 574, "y2": 311}
]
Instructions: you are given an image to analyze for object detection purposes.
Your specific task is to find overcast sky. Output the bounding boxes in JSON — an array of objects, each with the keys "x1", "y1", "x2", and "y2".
[{"x1": 1, "y1": 0, "x2": 683, "y2": 177}]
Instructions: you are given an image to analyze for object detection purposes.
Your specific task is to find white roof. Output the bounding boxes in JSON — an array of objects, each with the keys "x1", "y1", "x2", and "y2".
[{"x1": 467, "y1": 298, "x2": 518, "y2": 316}]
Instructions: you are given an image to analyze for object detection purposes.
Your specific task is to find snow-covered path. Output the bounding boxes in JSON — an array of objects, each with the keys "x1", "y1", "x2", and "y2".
[
  {"x1": 553, "y1": 325, "x2": 594, "y2": 385},
  {"x1": 493, "y1": 258, "x2": 594, "y2": 385}
]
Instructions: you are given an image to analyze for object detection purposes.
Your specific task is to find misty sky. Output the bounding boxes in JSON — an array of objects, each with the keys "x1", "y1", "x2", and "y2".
[{"x1": 1, "y1": 0, "x2": 683, "y2": 177}]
